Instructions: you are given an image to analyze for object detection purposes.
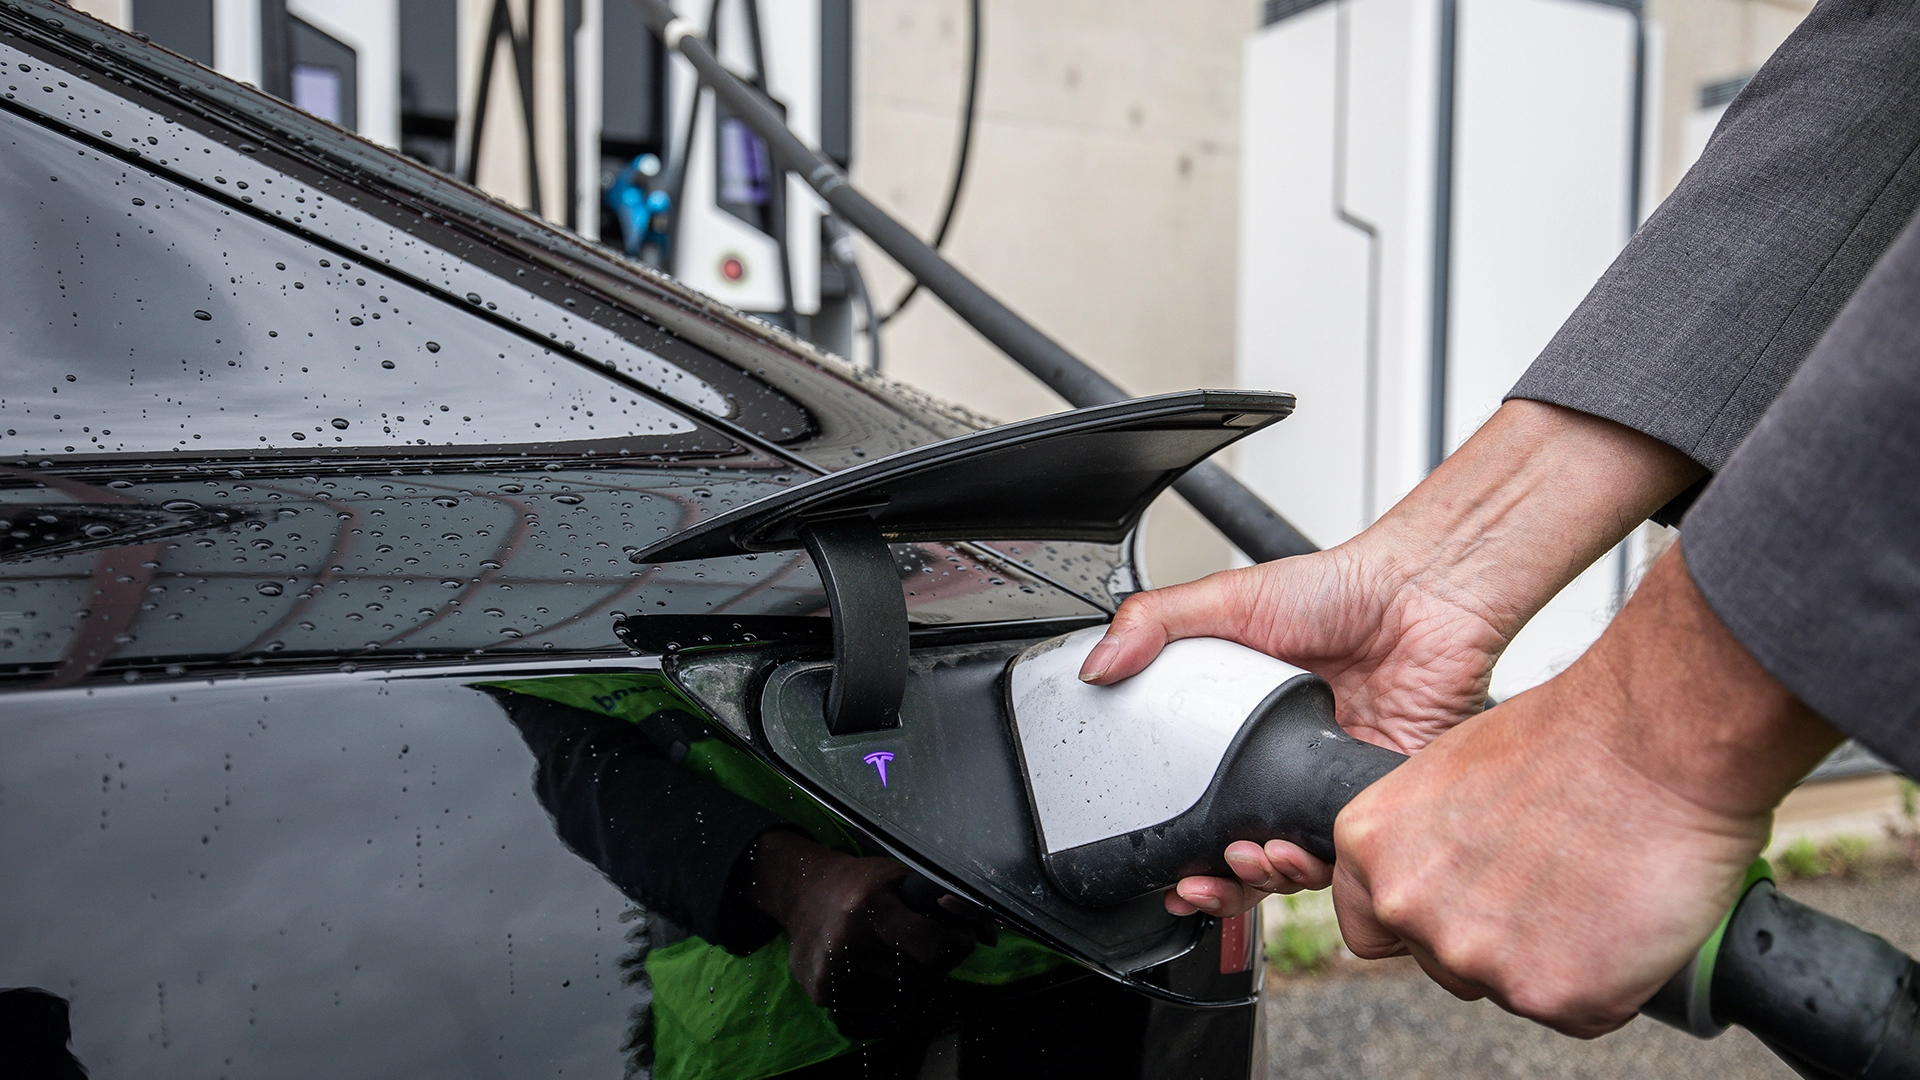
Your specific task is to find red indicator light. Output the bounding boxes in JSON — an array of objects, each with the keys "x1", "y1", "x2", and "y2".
[{"x1": 719, "y1": 256, "x2": 745, "y2": 282}]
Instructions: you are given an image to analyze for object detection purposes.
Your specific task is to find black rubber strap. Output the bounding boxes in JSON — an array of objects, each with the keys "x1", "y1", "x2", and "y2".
[{"x1": 798, "y1": 515, "x2": 906, "y2": 736}]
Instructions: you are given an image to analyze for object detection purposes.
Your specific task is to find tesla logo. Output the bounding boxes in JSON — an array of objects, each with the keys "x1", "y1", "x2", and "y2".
[{"x1": 863, "y1": 751, "x2": 894, "y2": 788}]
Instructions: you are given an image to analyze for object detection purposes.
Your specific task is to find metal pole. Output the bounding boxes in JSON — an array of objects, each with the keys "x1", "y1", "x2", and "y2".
[{"x1": 630, "y1": 0, "x2": 1316, "y2": 562}]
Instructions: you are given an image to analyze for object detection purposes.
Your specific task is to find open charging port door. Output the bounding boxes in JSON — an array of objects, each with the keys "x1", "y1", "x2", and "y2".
[{"x1": 630, "y1": 391, "x2": 1295, "y2": 990}]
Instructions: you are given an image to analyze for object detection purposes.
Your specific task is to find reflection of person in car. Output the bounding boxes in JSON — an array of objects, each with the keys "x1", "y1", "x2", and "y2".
[
  {"x1": 0, "y1": 987, "x2": 89, "y2": 1080},
  {"x1": 485, "y1": 676, "x2": 1141, "y2": 1080}
]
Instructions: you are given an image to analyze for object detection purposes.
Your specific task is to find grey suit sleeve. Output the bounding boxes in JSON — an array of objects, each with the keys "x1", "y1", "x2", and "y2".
[
  {"x1": 1507, "y1": 0, "x2": 1920, "y2": 481},
  {"x1": 1682, "y1": 213, "x2": 1920, "y2": 778}
]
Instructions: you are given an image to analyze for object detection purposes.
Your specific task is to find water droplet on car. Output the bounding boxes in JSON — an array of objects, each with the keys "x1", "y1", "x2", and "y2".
[
  {"x1": 82, "y1": 523, "x2": 114, "y2": 539},
  {"x1": 256, "y1": 582, "x2": 283, "y2": 596},
  {"x1": 553, "y1": 494, "x2": 583, "y2": 505},
  {"x1": 465, "y1": 293, "x2": 481, "y2": 305},
  {"x1": 381, "y1": 360, "x2": 395, "y2": 369},
  {"x1": 193, "y1": 310, "x2": 211, "y2": 321},
  {"x1": 291, "y1": 432, "x2": 306, "y2": 441},
  {"x1": 432, "y1": 496, "x2": 458, "y2": 508},
  {"x1": 483, "y1": 608, "x2": 505, "y2": 617},
  {"x1": 161, "y1": 500, "x2": 201, "y2": 513},
  {"x1": 425, "y1": 341, "x2": 441, "y2": 353},
  {"x1": 440, "y1": 579, "x2": 463, "y2": 589},
  {"x1": 331, "y1": 418, "x2": 350, "y2": 430}
]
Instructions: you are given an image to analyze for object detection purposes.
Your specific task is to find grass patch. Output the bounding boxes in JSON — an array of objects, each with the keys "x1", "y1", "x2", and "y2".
[
  {"x1": 1776, "y1": 832, "x2": 1906, "y2": 880},
  {"x1": 1265, "y1": 893, "x2": 1343, "y2": 974}
]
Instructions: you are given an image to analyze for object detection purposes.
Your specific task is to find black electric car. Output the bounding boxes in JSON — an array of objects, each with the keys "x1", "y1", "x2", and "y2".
[{"x1": 0, "y1": 4, "x2": 1271, "y2": 1077}]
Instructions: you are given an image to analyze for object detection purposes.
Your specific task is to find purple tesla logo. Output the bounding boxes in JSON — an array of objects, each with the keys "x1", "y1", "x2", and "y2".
[{"x1": 863, "y1": 751, "x2": 894, "y2": 788}]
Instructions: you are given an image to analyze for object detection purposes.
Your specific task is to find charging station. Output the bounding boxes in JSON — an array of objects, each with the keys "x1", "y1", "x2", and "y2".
[
  {"x1": 648, "y1": 0, "x2": 855, "y2": 352},
  {"x1": 109, "y1": 0, "x2": 856, "y2": 354},
  {"x1": 1235, "y1": 0, "x2": 1648, "y2": 698}
]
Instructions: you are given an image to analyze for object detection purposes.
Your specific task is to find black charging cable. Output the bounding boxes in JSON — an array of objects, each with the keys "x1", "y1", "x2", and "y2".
[{"x1": 877, "y1": 0, "x2": 981, "y2": 326}]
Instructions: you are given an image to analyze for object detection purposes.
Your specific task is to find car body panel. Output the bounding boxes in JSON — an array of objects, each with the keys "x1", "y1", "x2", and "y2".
[
  {"x1": 0, "y1": 3, "x2": 1258, "y2": 1075},
  {"x1": 3, "y1": 670, "x2": 644, "y2": 1077}
]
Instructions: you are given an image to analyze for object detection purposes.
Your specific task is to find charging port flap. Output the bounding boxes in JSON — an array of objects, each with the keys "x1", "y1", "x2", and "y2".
[{"x1": 633, "y1": 390, "x2": 1294, "y2": 737}]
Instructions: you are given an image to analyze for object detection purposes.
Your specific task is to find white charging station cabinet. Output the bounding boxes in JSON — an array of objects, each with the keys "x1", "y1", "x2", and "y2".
[{"x1": 1236, "y1": 0, "x2": 1649, "y2": 699}]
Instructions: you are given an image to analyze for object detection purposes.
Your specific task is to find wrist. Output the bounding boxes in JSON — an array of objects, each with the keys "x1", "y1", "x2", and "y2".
[
  {"x1": 1356, "y1": 400, "x2": 1705, "y2": 639},
  {"x1": 1561, "y1": 545, "x2": 1840, "y2": 821}
]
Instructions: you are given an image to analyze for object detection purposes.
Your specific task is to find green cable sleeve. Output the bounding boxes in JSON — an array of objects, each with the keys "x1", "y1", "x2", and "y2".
[{"x1": 1691, "y1": 857, "x2": 1776, "y2": 1033}]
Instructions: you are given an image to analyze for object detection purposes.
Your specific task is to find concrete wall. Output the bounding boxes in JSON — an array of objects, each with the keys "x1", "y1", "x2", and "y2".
[
  {"x1": 850, "y1": 0, "x2": 1256, "y2": 587},
  {"x1": 1645, "y1": 0, "x2": 1815, "y2": 199}
]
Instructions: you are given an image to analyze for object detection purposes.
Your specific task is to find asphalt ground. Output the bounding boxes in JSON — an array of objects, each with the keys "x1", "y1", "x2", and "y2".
[{"x1": 1263, "y1": 868, "x2": 1920, "y2": 1079}]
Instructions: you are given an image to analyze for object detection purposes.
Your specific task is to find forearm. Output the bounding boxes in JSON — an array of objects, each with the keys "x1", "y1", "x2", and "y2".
[
  {"x1": 1586, "y1": 547, "x2": 1840, "y2": 820},
  {"x1": 1359, "y1": 399, "x2": 1704, "y2": 640}
]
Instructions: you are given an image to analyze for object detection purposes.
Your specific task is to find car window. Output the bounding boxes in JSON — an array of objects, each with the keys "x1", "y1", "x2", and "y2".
[
  {"x1": 0, "y1": 110, "x2": 696, "y2": 460},
  {"x1": 0, "y1": 21, "x2": 1013, "y2": 474}
]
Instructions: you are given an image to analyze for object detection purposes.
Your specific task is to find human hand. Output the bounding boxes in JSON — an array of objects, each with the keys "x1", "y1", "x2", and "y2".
[
  {"x1": 1083, "y1": 544, "x2": 1507, "y2": 754},
  {"x1": 1092, "y1": 541, "x2": 1507, "y2": 918},
  {"x1": 748, "y1": 830, "x2": 977, "y2": 1038},
  {"x1": 1083, "y1": 401, "x2": 1706, "y2": 749},
  {"x1": 1090, "y1": 401, "x2": 1708, "y2": 919},
  {"x1": 1329, "y1": 546, "x2": 1839, "y2": 1036}
]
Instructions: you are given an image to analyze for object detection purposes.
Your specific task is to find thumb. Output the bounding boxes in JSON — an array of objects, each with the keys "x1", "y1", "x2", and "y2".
[{"x1": 1078, "y1": 570, "x2": 1262, "y2": 684}]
